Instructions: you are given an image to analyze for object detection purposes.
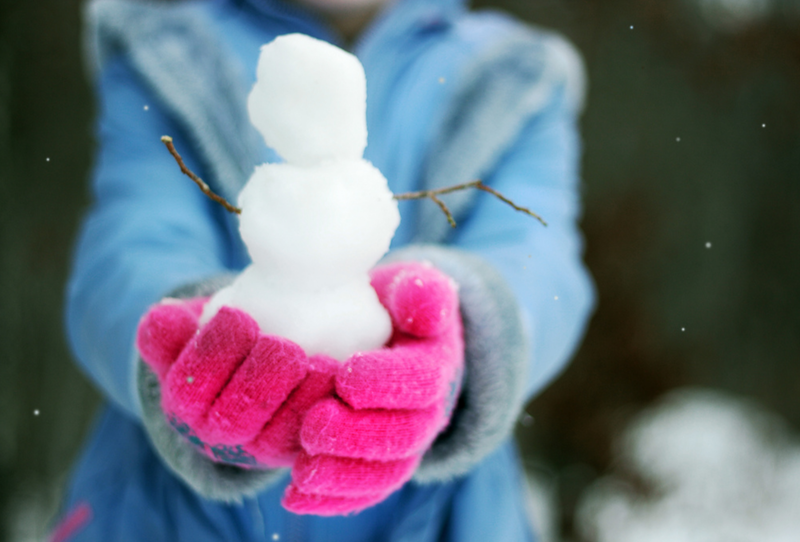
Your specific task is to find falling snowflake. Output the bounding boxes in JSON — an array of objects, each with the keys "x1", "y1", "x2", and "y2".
[
  {"x1": 676, "y1": 137, "x2": 681, "y2": 142},
  {"x1": 144, "y1": 105, "x2": 149, "y2": 111},
  {"x1": 521, "y1": 413, "x2": 534, "y2": 427},
  {"x1": 33, "y1": 410, "x2": 40, "y2": 416},
  {"x1": 705, "y1": 242, "x2": 712, "y2": 249}
]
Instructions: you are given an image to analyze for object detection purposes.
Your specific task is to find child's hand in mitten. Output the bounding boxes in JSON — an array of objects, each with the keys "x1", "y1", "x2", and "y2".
[
  {"x1": 283, "y1": 262, "x2": 464, "y2": 515},
  {"x1": 136, "y1": 298, "x2": 336, "y2": 469}
]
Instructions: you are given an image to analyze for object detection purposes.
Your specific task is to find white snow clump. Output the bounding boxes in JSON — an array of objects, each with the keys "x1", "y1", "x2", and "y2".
[
  {"x1": 577, "y1": 388, "x2": 800, "y2": 542},
  {"x1": 696, "y1": 0, "x2": 772, "y2": 32},
  {"x1": 247, "y1": 34, "x2": 367, "y2": 166},
  {"x1": 202, "y1": 34, "x2": 400, "y2": 361}
]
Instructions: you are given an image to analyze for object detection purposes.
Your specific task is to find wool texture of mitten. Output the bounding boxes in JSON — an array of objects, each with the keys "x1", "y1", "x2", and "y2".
[
  {"x1": 284, "y1": 262, "x2": 464, "y2": 515},
  {"x1": 137, "y1": 298, "x2": 334, "y2": 469}
]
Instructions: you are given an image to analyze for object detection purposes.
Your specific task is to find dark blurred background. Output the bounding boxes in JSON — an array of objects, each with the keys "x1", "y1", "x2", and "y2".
[{"x1": 0, "y1": 0, "x2": 797, "y2": 540}]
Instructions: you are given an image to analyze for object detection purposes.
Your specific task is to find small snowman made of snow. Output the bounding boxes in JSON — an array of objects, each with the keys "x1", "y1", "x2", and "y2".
[{"x1": 201, "y1": 34, "x2": 400, "y2": 361}]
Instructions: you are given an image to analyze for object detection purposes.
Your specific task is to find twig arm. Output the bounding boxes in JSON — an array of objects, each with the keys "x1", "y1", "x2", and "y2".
[
  {"x1": 158, "y1": 136, "x2": 544, "y2": 227},
  {"x1": 393, "y1": 180, "x2": 547, "y2": 227},
  {"x1": 160, "y1": 136, "x2": 242, "y2": 215}
]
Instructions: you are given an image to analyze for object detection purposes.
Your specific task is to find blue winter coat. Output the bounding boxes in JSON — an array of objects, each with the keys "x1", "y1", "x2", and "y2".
[{"x1": 57, "y1": 0, "x2": 595, "y2": 539}]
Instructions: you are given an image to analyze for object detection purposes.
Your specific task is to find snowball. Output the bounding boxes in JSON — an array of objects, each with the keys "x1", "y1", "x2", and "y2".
[
  {"x1": 204, "y1": 269, "x2": 392, "y2": 361},
  {"x1": 248, "y1": 33, "x2": 368, "y2": 166},
  {"x1": 203, "y1": 158, "x2": 399, "y2": 359},
  {"x1": 237, "y1": 160, "x2": 399, "y2": 290}
]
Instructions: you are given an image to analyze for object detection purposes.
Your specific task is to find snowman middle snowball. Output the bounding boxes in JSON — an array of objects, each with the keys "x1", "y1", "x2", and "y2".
[{"x1": 201, "y1": 33, "x2": 400, "y2": 361}]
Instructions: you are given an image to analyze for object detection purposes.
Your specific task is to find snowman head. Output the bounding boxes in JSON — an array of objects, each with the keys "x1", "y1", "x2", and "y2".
[{"x1": 248, "y1": 33, "x2": 368, "y2": 166}]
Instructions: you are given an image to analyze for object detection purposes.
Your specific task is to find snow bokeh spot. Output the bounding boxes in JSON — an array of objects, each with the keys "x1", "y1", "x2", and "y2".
[{"x1": 577, "y1": 389, "x2": 800, "y2": 542}]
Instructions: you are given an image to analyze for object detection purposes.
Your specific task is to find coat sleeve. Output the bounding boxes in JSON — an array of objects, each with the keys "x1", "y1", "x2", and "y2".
[
  {"x1": 453, "y1": 85, "x2": 595, "y2": 403},
  {"x1": 390, "y1": 83, "x2": 595, "y2": 483},
  {"x1": 66, "y1": 55, "x2": 235, "y2": 420}
]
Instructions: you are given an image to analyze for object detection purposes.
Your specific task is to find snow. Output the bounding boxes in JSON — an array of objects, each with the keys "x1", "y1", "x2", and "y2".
[
  {"x1": 577, "y1": 389, "x2": 800, "y2": 542},
  {"x1": 202, "y1": 34, "x2": 399, "y2": 361},
  {"x1": 525, "y1": 470, "x2": 558, "y2": 542},
  {"x1": 521, "y1": 413, "x2": 534, "y2": 427},
  {"x1": 247, "y1": 34, "x2": 367, "y2": 166},
  {"x1": 696, "y1": 0, "x2": 772, "y2": 31}
]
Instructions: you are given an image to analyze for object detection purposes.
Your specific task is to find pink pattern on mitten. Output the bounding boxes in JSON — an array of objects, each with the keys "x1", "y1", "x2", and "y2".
[
  {"x1": 284, "y1": 261, "x2": 464, "y2": 515},
  {"x1": 136, "y1": 299, "x2": 313, "y2": 468}
]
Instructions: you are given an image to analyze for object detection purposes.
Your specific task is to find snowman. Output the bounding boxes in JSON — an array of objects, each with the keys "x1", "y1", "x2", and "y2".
[{"x1": 200, "y1": 34, "x2": 400, "y2": 361}]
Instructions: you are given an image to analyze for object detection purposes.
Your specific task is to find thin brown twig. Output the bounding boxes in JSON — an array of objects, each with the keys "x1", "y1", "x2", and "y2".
[
  {"x1": 394, "y1": 180, "x2": 547, "y2": 227},
  {"x1": 429, "y1": 194, "x2": 456, "y2": 228},
  {"x1": 160, "y1": 136, "x2": 545, "y2": 227},
  {"x1": 160, "y1": 136, "x2": 242, "y2": 215}
]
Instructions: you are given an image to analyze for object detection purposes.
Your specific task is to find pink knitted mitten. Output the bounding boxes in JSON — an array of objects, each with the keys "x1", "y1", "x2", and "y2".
[
  {"x1": 284, "y1": 262, "x2": 465, "y2": 515},
  {"x1": 136, "y1": 298, "x2": 335, "y2": 468}
]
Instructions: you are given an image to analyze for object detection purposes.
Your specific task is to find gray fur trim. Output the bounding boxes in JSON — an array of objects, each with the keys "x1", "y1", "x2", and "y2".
[
  {"x1": 137, "y1": 274, "x2": 288, "y2": 503},
  {"x1": 84, "y1": 0, "x2": 263, "y2": 204},
  {"x1": 414, "y1": 25, "x2": 587, "y2": 244},
  {"x1": 382, "y1": 245, "x2": 529, "y2": 483}
]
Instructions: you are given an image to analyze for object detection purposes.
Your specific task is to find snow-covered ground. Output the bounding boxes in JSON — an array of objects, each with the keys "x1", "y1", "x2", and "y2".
[
  {"x1": 6, "y1": 481, "x2": 62, "y2": 542},
  {"x1": 525, "y1": 469, "x2": 559, "y2": 542},
  {"x1": 694, "y1": 0, "x2": 773, "y2": 31},
  {"x1": 577, "y1": 389, "x2": 800, "y2": 542}
]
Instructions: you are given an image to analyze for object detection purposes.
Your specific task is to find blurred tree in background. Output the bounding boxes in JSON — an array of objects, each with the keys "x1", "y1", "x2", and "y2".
[
  {"x1": 0, "y1": 0, "x2": 798, "y2": 540},
  {"x1": 496, "y1": 0, "x2": 800, "y2": 537},
  {"x1": 0, "y1": 1, "x2": 99, "y2": 540}
]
